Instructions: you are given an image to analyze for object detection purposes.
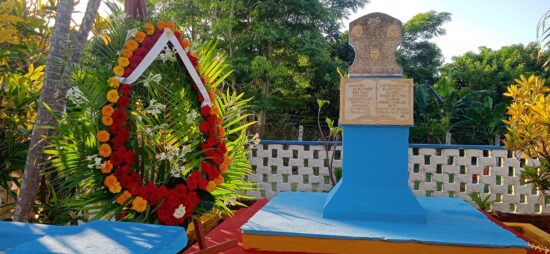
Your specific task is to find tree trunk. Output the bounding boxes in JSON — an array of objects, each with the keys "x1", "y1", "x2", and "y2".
[
  {"x1": 13, "y1": 0, "x2": 74, "y2": 222},
  {"x1": 13, "y1": 0, "x2": 101, "y2": 222},
  {"x1": 258, "y1": 41, "x2": 272, "y2": 135}
]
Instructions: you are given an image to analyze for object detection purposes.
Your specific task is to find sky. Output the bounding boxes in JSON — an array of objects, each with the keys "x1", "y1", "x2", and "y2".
[
  {"x1": 344, "y1": 0, "x2": 550, "y2": 62},
  {"x1": 75, "y1": 0, "x2": 550, "y2": 63}
]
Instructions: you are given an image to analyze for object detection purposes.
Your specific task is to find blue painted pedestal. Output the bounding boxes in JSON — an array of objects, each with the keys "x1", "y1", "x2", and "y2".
[{"x1": 323, "y1": 125, "x2": 426, "y2": 222}]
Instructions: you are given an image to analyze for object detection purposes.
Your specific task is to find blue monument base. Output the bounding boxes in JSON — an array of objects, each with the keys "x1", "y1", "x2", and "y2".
[
  {"x1": 0, "y1": 220, "x2": 187, "y2": 254},
  {"x1": 241, "y1": 192, "x2": 529, "y2": 253}
]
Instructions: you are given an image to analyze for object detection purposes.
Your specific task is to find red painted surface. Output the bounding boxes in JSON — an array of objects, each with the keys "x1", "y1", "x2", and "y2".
[
  {"x1": 183, "y1": 199, "x2": 310, "y2": 254},
  {"x1": 479, "y1": 210, "x2": 538, "y2": 254}
]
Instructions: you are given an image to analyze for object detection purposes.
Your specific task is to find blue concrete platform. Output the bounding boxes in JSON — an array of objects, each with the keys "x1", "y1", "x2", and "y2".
[
  {"x1": 241, "y1": 192, "x2": 529, "y2": 249},
  {"x1": 0, "y1": 220, "x2": 187, "y2": 253}
]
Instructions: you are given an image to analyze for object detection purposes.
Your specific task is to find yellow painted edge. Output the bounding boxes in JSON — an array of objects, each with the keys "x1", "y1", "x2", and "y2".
[
  {"x1": 505, "y1": 222, "x2": 550, "y2": 247},
  {"x1": 242, "y1": 234, "x2": 527, "y2": 254}
]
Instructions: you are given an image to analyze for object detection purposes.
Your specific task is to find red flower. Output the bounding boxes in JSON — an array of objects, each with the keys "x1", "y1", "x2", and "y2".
[
  {"x1": 112, "y1": 130, "x2": 130, "y2": 148},
  {"x1": 117, "y1": 96, "x2": 130, "y2": 109},
  {"x1": 217, "y1": 143, "x2": 227, "y2": 155},
  {"x1": 174, "y1": 31, "x2": 182, "y2": 41},
  {"x1": 124, "y1": 150, "x2": 135, "y2": 165},
  {"x1": 200, "y1": 106, "x2": 211, "y2": 116},
  {"x1": 187, "y1": 171, "x2": 207, "y2": 190},
  {"x1": 134, "y1": 47, "x2": 147, "y2": 57},
  {"x1": 110, "y1": 147, "x2": 126, "y2": 166},
  {"x1": 149, "y1": 185, "x2": 167, "y2": 205},
  {"x1": 112, "y1": 109, "x2": 128, "y2": 123},
  {"x1": 153, "y1": 30, "x2": 162, "y2": 40},
  {"x1": 197, "y1": 93, "x2": 204, "y2": 102},
  {"x1": 199, "y1": 121, "x2": 210, "y2": 133},
  {"x1": 129, "y1": 55, "x2": 143, "y2": 66},
  {"x1": 187, "y1": 51, "x2": 198, "y2": 66},
  {"x1": 123, "y1": 67, "x2": 134, "y2": 78},
  {"x1": 120, "y1": 84, "x2": 132, "y2": 96},
  {"x1": 142, "y1": 37, "x2": 155, "y2": 50}
]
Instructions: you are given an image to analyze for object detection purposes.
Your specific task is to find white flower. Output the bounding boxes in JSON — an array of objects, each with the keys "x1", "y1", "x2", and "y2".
[
  {"x1": 155, "y1": 152, "x2": 168, "y2": 161},
  {"x1": 223, "y1": 196, "x2": 237, "y2": 206},
  {"x1": 126, "y1": 28, "x2": 138, "y2": 41},
  {"x1": 66, "y1": 87, "x2": 88, "y2": 105},
  {"x1": 86, "y1": 155, "x2": 103, "y2": 169},
  {"x1": 173, "y1": 204, "x2": 186, "y2": 219},
  {"x1": 112, "y1": 12, "x2": 128, "y2": 22},
  {"x1": 142, "y1": 73, "x2": 162, "y2": 87},
  {"x1": 145, "y1": 127, "x2": 152, "y2": 134},
  {"x1": 145, "y1": 99, "x2": 166, "y2": 116},
  {"x1": 158, "y1": 46, "x2": 177, "y2": 63},
  {"x1": 170, "y1": 165, "x2": 185, "y2": 178}
]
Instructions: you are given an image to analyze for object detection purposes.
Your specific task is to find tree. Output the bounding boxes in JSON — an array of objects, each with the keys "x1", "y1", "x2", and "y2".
[
  {"x1": 397, "y1": 11, "x2": 451, "y2": 86},
  {"x1": 14, "y1": 0, "x2": 101, "y2": 222},
  {"x1": 503, "y1": 75, "x2": 550, "y2": 198}
]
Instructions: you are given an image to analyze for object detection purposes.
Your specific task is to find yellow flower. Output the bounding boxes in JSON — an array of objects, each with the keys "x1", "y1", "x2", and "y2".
[
  {"x1": 102, "y1": 116, "x2": 113, "y2": 126},
  {"x1": 144, "y1": 23, "x2": 155, "y2": 35},
  {"x1": 122, "y1": 48, "x2": 133, "y2": 58},
  {"x1": 101, "y1": 160, "x2": 113, "y2": 174},
  {"x1": 125, "y1": 39, "x2": 138, "y2": 51},
  {"x1": 135, "y1": 31, "x2": 146, "y2": 43},
  {"x1": 118, "y1": 57, "x2": 129, "y2": 67},
  {"x1": 132, "y1": 196, "x2": 147, "y2": 212},
  {"x1": 102, "y1": 105, "x2": 115, "y2": 117},
  {"x1": 106, "y1": 89, "x2": 119, "y2": 103},
  {"x1": 108, "y1": 77, "x2": 120, "y2": 88},
  {"x1": 113, "y1": 65, "x2": 124, "y2": 76},
  {"x1": 104, "y1": 175, "x2": 121, "y2": 193},
  {"x1": 116, "y1": 191, "x2": 132, "y2": 205},
  {"x1": 96, "y1": 130, "x2": 110, "y2": 142},
  {"x1": 99, "y1": 144, "x2": 112, "y2": 157}
]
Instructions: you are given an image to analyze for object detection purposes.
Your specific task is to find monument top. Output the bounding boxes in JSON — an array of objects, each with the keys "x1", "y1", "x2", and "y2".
[{"x1": 348, "y1": 12, "x2": 403, "y2": 77}]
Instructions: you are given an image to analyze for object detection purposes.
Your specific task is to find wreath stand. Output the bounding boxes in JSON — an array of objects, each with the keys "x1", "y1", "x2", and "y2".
[{"x1": 189, "y1": 219, "x2": 238, "y2": 254}]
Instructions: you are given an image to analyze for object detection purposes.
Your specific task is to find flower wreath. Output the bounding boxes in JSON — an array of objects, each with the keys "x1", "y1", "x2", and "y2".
[{"x1": 96, "y1": 21, "x2": 231, "y2": 225}]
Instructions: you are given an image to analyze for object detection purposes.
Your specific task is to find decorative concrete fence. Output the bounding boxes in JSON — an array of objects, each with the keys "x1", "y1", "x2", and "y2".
[{"x1": 246, "y1": 140, "x2": 550, "y2": 214}]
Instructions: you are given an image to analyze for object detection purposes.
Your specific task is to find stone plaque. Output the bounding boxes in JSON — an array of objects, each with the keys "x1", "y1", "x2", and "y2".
[
  {"x1": 349, "y1": 13, "x2": 403, "y2": 76},
  {"x1": 339, "y1": 78, "x2": 413, "y2": 125}
]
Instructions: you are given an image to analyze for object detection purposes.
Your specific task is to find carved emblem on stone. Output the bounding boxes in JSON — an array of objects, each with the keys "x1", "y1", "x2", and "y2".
[{"x1": 348, "y1": 12, "x2": 403, "y2": 76}]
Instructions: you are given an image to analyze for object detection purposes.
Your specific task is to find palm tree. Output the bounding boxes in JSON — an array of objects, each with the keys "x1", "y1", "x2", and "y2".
[{"x1": 14, "y1": 0, "x2": 102, "y2": 222}]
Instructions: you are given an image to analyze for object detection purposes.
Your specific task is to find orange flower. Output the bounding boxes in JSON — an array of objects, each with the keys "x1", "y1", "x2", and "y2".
[
  {"x1": 217, "y1": 126, "x2": 225, "y2": 138},
  {"x1": 102, "y1": 105, "x2": 115, "y2": 117},
  {"x1": 206, "y1": 181, "x2": 217, "y2": 192},
  {"x1": 125, "y1": 39, "x2": 138, "y2": 51},
  {"x1": 214, "y1": 175, "x2": 224, "y2": 186},
  {"x1": 166, "y1": 21, "x2": 176, "y2": 31},
  {"x1": 135, "y1": 31, "x2": 146, "y2": 43},
  {"x1": 96, "y1": 130, "x2": 110, "y2": 142},
  {"x1": 104, "y1": 175, "x2": 121, "y2": 193},
  {"x1": 132, "y1": 196, "x2": 147, "y2": 212},
  {"x1": 181, "y1": 38, "x2": 190, "y2": 48},
  {"x1": 223, "y1": 156, "x2": 232, "y2": 165},
  {"x1": 144, "y1": 23, "x2": 155, "y2": 35},
  {"x1": 219, "y1": 162, "x2": 229, "y2": 174},
  {"x1": 116, "y1": 191, "x2": 132, "y2": 205},
  {"x1": 106, "y1": 89, "x2": 119, "y2": 103},
  {"x1": 156, "y1": 21, "x2": 166, "y2": 30},
  {"x1": 117, "y1": 57, "x2": 129, "y2": 67},
  {"x1": 99, "y1": 143, "x2": 112, "y2": 157},
  {"x1": 122, "y1": 48, "x2": 133, "y2": 58},
  {"x1": 113, "y1": 65, "x2": 124, "y2": 76},
  {"x1": 203, "y1": 75, "x2": 211, "y2": 85},
  {"x1": 108, "y1": 77, "x2": 120, "y2": 88},
  {"x1": 102, "y1": 116, "x2": 113, "y2": 126},
  {"x1": 101, "y1": 160, "x2": 113, "y2": 174},
  {"x1": 210, "y1": 105, "x2": 219, "y2": 116}
]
